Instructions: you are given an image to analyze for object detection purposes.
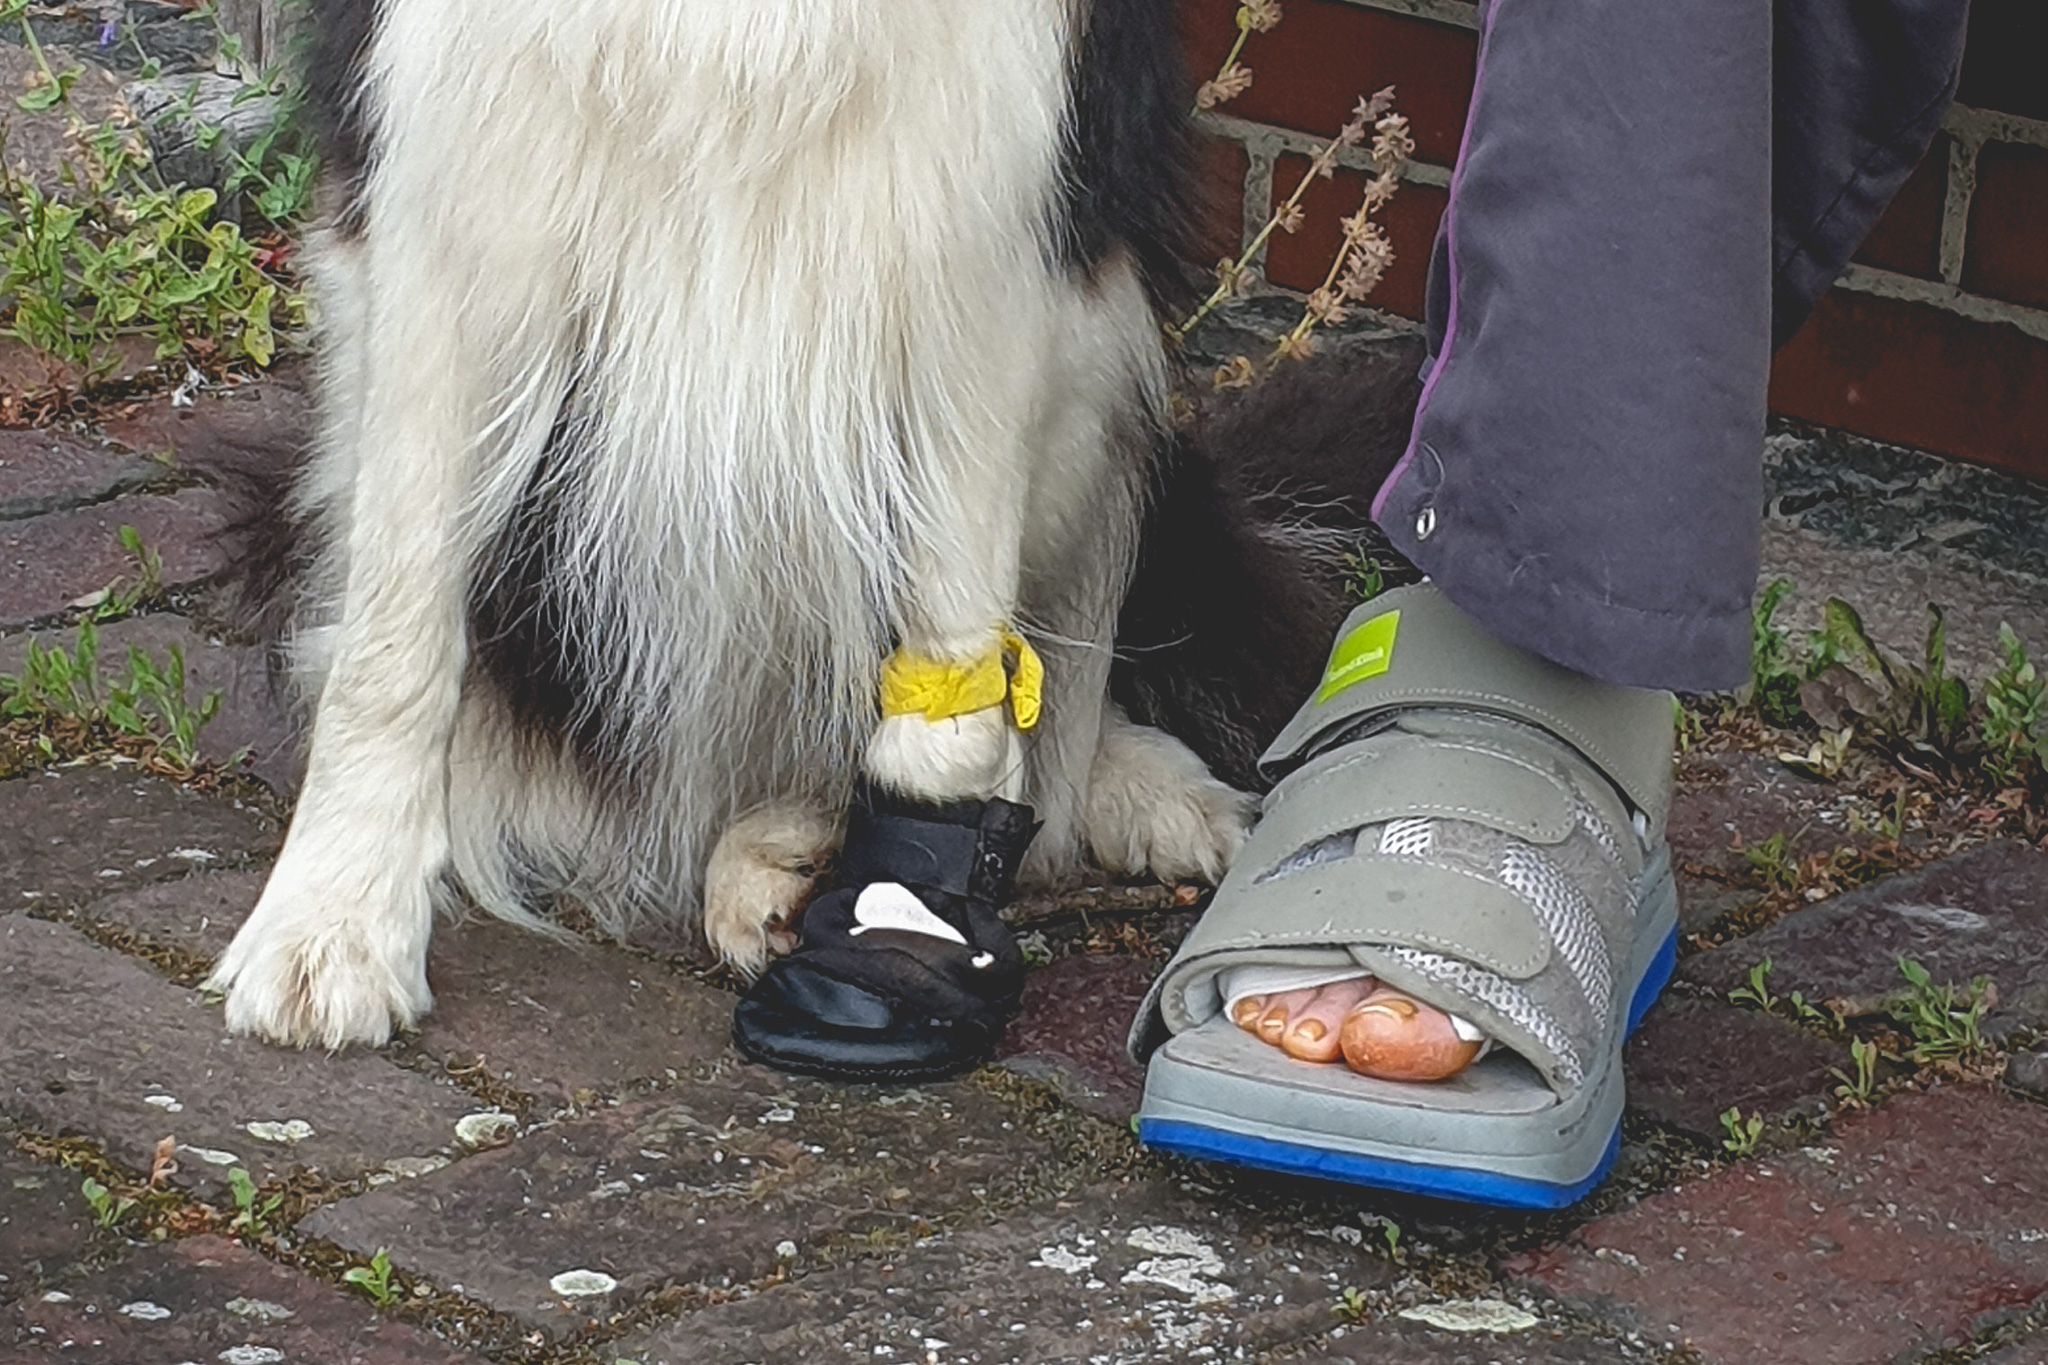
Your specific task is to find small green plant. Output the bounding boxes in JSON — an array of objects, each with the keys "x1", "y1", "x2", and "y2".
[
  {"x1": 1786, "y1": 988, "x2": 1828, "y2": 1026},
  {"x1": 0, "y1": 616, "x2": 223, "y2": 770},
  {"x1": 225, "y1": 1165, "x2": 282, "y2": 1236},
  {"x1": 124, "y1": 643, "x2": 222, "y2": 770},
  {"x1": 1728, "y1": 956, "x2": 1826, "y2": 1024},
  {"x1": 1894, "y1": 957, "x2": 1992, "y2": 1066},
  {"x1": 1016, "y1": 930, "x2": 1053, "y2": 968},
  {"x1": 1341, "y1": 550, "x2": 1387, "y2": 603},
  {"x1": 92, "y1": 525, "x2": 167, "y2": 620},
  {"x1": 1777, "y1": 725, "x2": 1854, "y2": 781},
  {"x1": 343, "y1": 1248, "x2": 400, "y2": 1308},
  {"x1": 1335, "y1": 1286, "x2": 1371, "y2": 1325},
  {"x1": 1674, "y1": 696, "x2": 1705, "y2": 754},
  {"x1": 1847, "y1": 786, "x2": 1913, "y2": 845},
  {"x1": 1381, "y1": 1220, "x2": 1402, "y2": 1260},
  {"x1": 79, "y1": 1175, "x2": 135, "y2": 1229},
  {"x1": 1810, "y1": 599, "x2": 1970, "y2": 756},
  {"x1": 1750, "y1": 578, "x2": 1804, "y2": 724},
  {"x1": 1728, "y1": 956, "x2": 1779, "y2": 1012},
  {"x1": 1719, "y1": 1107, "x2": 1764, "y2": 1157},
  {"x1": 0, "y1": 0, "x2": 306, "y2": 386},
  {"x1": 1742, "y1": 833, "x2": 1800, "y2": 892},
  {"x1": 2, "y1": 622, "x2": 103, "y2": 724},
  {"x1": 1830, "y1": 1037, "x2": 1881, "y2": 1107},
  {"x1": 1981, "y1": 623, "x2": 2045, "y2": 785}
]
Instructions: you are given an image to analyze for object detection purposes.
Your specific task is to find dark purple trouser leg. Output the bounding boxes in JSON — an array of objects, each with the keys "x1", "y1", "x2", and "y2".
[{"x1": 1373, "y1": 0, "x2": 1970, "y2": 692}]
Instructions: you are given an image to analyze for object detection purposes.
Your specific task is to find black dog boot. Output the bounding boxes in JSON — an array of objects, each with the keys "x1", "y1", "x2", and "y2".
[{"x1": 731, "y1": 783, "x2": 1039, "y2": 1082}]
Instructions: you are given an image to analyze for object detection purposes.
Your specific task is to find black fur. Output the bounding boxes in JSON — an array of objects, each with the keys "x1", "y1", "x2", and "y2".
[
  {"x1": 1112, "y1": 339, "x2": 1427, "y2": 792},
  {"x1": 226, "y1": 0, "x2": 1422, "y2": 812},
  {"x1": 467, "y1": 415, "x2": 621, "y2": 780},
  {"x1": 186, "y1": 374, "x2": 319, "y2": 673},
  {"x1": 1057, "y1": 0, "x2": 1199, "y2": 308},
  {"x1": 302, "y1": 0, "x2": 378, "y2": 236}
]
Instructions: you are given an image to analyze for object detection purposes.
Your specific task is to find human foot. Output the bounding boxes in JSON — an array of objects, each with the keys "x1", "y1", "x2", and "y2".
[
  {"x1": 1132, "y1": 584, "x2": 1681, "y2": 1205},
  {"x1": 1233, "y1": 978, "x2": 1485, "y2": 1081}
]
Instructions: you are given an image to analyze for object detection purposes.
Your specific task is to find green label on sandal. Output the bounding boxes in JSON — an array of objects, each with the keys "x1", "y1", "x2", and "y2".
[{"x1": 1318, "y1": 609, "x2": 1401, "y2": 702}]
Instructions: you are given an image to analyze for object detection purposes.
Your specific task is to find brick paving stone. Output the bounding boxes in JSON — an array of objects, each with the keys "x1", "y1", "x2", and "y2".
[
  {"x1": 616, "y1": 1175, "x2": 1393, "y2": 1365},
  {"x1": 1624, "y1": 997, "x2": 1844, "y2": 1141},
  {"x1": 415, "y1": 920, "x2": 735, "y2": 1104},
  {"x1": 1681, "y1": 841, "x2": 2048, "y2": 1042},
  {"x1": 0, "y1": 489, "x2": 227, "y2": 628},
  {"x1": 299, "y1": 1064, "x2": 1066, "y2": 1331},
  {"x1": 60, "y1": 868, "x2": 261, "y2": 964},
  {"x1": 0, "y1": 764, "x2": 278, "y2": 913},
  {"x1": 1666, "y1": 752, "x2": 1863, "y2": 933},
  {"x1": 1298, "y1": 1317, "x2": 1639, "y2": 1364},
  {"x1": 0, "y1": 616, "x2": 299, "y2": 790},
  {"x1": 0, "y1": 918, "x2": 474, "y2": 1197},
  {"x1": 70, "y1": 879, "x2": 739, "y2": 1106},
  {"x1": 995, "y1": 954, "x2": 1153, "y2": 1121},
  {"x1": 0, "y1": 1133, "x2": 97, "y2": 1305},
  {"x1": 0, "y1": 431, "x2": 164, "y2": 523},
  {"x1": 4, "y1": 1235, "x2": 477, "y2": 1363},
  {"x1": 2011, "y1": 1051, "x2": 2048, "y2": 1104},
  {"x1": 99, "y1": 367, "x2": 312, "y2": 467},
  {"x1": 1668, "y1": 754, "x2": 1855, "y2": 884},
  {"x1": 1509, "y1": 1084, "x2": 2048, "y2": 1364}
]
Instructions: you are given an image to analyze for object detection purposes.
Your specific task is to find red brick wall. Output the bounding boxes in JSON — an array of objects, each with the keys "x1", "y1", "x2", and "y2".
[{"x1": 1186, "y1": 0, "x2": 2048, "y2": 481}]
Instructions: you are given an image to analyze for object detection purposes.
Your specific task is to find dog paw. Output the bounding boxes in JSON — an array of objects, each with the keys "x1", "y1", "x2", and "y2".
[
  {"x1": 205, "y1": 870, "x2": 434, "y2": 1050},
  {"x1": 1086, "y1": 716, "x2": 1255, "y2": 885},
  {"x1": 703, "y1": 801, "x2": 840, "y2": 978}
]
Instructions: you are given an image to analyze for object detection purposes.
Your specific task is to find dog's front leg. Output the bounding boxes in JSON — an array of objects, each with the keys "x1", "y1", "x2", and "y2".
[
  {"x1": 866, "y1": 342, "x2": 1043, "y2": 797},
  {"x1": 208, "y1": 242, "x2": 543, "y2": 1050}
]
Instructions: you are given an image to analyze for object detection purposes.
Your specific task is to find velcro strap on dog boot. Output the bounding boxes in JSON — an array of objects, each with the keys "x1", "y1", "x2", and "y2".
[{"x1": 732, "y1": 784, "x2": 1039, "y2": 1082}]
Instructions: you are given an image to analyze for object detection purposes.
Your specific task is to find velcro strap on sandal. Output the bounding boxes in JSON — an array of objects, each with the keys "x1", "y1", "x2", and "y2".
[
  {"x1": 1262, "y1": 584, "x2": 1674, "y2": 827},
  {"x1": 1251, "y1": 732, "x2": 1577, "y2": 870},
  {"x1": 1145, "y1": 839, "x2": 1555, "y2": 1032}
]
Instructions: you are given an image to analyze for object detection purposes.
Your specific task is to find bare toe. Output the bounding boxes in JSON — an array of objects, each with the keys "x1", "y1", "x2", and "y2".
[
  {"x1": 1278, "y1": 979, "x2": 1376, "y2": 1063},
  {"x1": 1340, "y1": 985, "x2": 1484, "y2": 1082},
  {"x1": 1255, "y1": 988, "x2": 1319, "y2": 1046},
  {"x1": 1232, "y1": 994, "x2": 1268, "y2": 1032}
]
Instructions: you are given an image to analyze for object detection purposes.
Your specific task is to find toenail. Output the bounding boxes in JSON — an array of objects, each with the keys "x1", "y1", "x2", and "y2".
[
  {"x1": 1294, "y1": 1019, "x2": 1327, "y2": 1042},
  {"x1": 1361, "y1": 999, "x2": 1418, "y2": 1020}
]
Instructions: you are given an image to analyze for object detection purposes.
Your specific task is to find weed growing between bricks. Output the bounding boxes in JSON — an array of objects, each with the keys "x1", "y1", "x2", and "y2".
[
  {"x1": 272, "y1": 1234, "x2": 567, "y2": 1365},
  {"x1": 1677, "y1": 578, "x2": 2048, "y2": 953},
  {"x1": 0, "y1": 517, "x2": 260, "y2": 780},
  {"x1": 12, "y1": 1109, "x2": 602, "y2": 1363},
  {"x1": 1917, "y1": 1295, "x2": 2048, "y2": 1365},
  {"x1": 25, "y1": 902, "x2": 220, "y2": 983},
  {"x1": 380, "y1": 1041, "x2": 548, "y2": 1124},
  {"x1": 0, "y1": 0, "x2": 310, "y2": 411}
]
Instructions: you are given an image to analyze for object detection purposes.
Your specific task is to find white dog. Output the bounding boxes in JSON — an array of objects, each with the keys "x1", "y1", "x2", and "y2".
[{"x1": 207, "y1": 0, "x2": 1264, "y2": 1053}]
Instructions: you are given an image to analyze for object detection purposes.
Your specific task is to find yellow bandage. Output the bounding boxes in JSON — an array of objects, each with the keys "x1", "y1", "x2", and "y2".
[{"x1": 879, "y1": 630, "x2": 1044, "y2": 731}]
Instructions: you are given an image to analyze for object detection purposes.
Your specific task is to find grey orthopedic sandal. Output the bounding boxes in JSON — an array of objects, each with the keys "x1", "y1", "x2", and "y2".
[{"x1": 1129, "y1": 583, "x2": 1678, "y2": 1209}]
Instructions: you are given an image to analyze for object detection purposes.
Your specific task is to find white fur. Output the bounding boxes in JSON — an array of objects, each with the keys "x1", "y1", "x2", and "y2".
[
  {"x1": 701, "y1": 798, "x2": 839, "y2": 978},
  {"x1": 212, "y1": 0, "x2": 1252, "y2": 1047},
  {"x1": 1086, "y1": 706, "x2": 1255, "y2": 885}
]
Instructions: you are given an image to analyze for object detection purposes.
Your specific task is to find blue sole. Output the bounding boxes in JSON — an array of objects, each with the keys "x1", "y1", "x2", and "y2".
[{"x1": 1137, "y1": 923, "x2": 1680, "y2": 1211}]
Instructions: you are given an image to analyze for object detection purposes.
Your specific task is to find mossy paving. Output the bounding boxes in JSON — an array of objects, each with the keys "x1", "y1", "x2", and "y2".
[
  {"x1": 23, "y1": 904, "x2": 218, "y2": 985},
  {"x1": 1917, "y1": 1296, "x2": 2048, "y2": 1364}
]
